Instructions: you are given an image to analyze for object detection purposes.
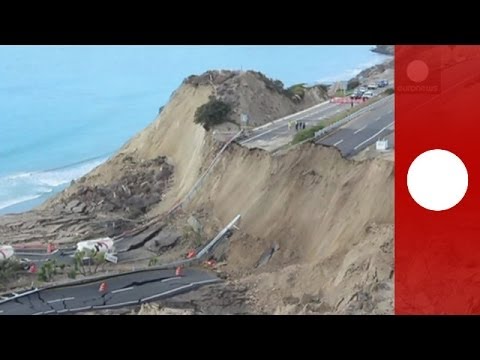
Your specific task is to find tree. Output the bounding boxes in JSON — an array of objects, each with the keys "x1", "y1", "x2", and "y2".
[
  {"x1": 194, "y1": 97, "x2": 232, "y2": 131},
  {"x1": 38, "y1": 260, "x2": 57, "y2": 283},
  {"x1": 73, "y1": 250, "x2": 88, "y2": 276},
  {"x1": 67, "y1": 269, "x2": 77, "y2": 279},
  {"x1": 73, "y1": 250, "x2": 107, "y2": 276},
  {"x1": 0, "y1": 259, "x2": 23, "y2": 291},
  {"x1": 93, "y1": 252, "x2": 106, "y2": 274},
  {"x1": 347, "y1": 79, "x2": 360, "y2": 91}
]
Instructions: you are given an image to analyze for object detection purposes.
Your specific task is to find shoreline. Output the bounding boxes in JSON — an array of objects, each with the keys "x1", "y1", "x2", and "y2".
[{"x1": 0, "y1": 51, "x2": 392, "y2": 218}]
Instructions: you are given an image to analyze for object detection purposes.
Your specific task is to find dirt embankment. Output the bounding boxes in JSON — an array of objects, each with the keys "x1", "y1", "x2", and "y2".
[
  {"x1": 44, "y1": 71, "x2": 328, "y2": 215},
  {"x1": 2, "y1": 69, "x2": 392, "y2": 314},
  {"x1": 183, "y1": 143, "x2": 394, "y2": 314},
  {"x1": 35, "y1": 70, "x2": 329, "y2": 228},
  {"x1": 185, "y1": 70, "x2": 328, "y2": 129}
]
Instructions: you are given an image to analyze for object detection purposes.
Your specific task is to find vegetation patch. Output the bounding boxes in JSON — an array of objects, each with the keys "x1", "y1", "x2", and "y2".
[{"x1": 194, "y1": 96, "x2": 233, "y2": 131}]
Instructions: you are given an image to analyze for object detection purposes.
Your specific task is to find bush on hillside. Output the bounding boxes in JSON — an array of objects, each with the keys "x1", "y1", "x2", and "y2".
[
  {"x1": 0, "y1": 259, "x2": 23, "y2": 290},
  {"x1": 347, "y1": 79, "x2": 360, "y2": 91},
  {"x1": 286, "y1": 83, "x2": 307, "y2": 102},
  {"x1": 254, "y1": 72, "x2": 286, "y2": 94},
  {"x1": 385, "y1": 88, "x2": 394, "y2": 95},
  {"x1": 194, "y1": 97, "x2": 233, "y2": 131},
  {"x1": 316, "y1": 84, "x2": 330, "y2": 93}
]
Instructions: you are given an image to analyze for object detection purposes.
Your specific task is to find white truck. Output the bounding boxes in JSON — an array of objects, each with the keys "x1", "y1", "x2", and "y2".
[
  {"x1": 75, "y1": 237, "x2": 117, "y2": 264},
  {"x1": 0, "y1": 245, "x2": 14, "y2": 261}
]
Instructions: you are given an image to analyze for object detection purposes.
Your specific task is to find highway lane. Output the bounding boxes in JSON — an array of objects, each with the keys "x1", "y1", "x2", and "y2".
[
  {"x1": 240, "y1": 101, "x2": 351, "y2": 150},
  {"x1": 0, "y1": 267, "x2": 219, "y2": 315},
  {"x1": 15, "y1": 249, "x2": 76, "y2": 266},
  {"x1": 316, "y1": 96, "x2": 394, "y2": 157}
]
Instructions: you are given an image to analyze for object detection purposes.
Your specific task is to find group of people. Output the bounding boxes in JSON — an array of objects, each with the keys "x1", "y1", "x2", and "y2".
[{"x1": 288, "y1": 120, "x2": 307, "y2": 131}]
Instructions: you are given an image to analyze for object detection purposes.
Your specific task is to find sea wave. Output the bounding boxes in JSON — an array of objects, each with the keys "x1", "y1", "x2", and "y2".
[
  {"x1": 0, "y1": 155, "x2": 109, "y2": 211},
  {"x1": 0, "y1": 195, "x2": 43, "y2": 211}
]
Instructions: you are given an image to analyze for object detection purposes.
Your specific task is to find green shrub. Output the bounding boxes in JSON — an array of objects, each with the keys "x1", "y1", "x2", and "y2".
[
  {"x1": 67, "y1": 269, "x2": 77, "y2": 279},
  {"x1": 0, "y1": 259, "x2": 23, "y2": 290},
  {"x1": 316, "y1": 84, "x2": 329, "y2": 93},
  {"x1": 292, "y1": 124, "x2": 325, "y2": 144},
  {"x1": 286, "y1": 83, "x2": 307, "y2": 100},
  {"x1": 38, "y1": 261, "x2": 56, "y2": 282},
  {"x1": 194, "y1": 97, "x2": 232, "y2": 131},
  {"x1": 347, "y1": 79, "x2": 360, "y2": 91},
  {"x1": 385, "y1": 88, "x2": 394, "y2": 95},
  {"x1": 148, "y1": 257, "x2": 158, "y2": 267}
]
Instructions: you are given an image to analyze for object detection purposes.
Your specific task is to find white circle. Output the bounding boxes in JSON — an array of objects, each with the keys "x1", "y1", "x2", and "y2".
[{"x1": 407, "y1": 149, "x2": 468, "y2": 211}]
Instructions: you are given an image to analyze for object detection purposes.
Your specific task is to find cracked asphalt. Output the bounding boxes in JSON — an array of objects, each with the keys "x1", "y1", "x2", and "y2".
[{"x1": 0, "y1": 267, "x2": 219, "y2": 315}]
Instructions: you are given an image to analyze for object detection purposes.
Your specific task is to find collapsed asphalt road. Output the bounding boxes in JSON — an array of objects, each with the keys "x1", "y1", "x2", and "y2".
[
  {"x1": 0, "y1": 267, "x2": 219, "y2": 315},
  {"x1": 316, "y1": 95, "x2": 394, "y2": 157}
]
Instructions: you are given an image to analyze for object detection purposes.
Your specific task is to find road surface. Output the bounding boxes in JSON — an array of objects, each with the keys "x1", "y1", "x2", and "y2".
[
  {"x1": 15, "y1": 249, "x2": 76, "y2": 266},
  {"x1": 239, "y1": 84, "x2": 394, "y2": 152},
  {"x1": 0, "y1": 267, "x2": 218, "y2": 315},
  {"x1": 240, "y1": 101, "x2": 351, "y2": 151},
  {"x1": 316, "y1": 95, "x2": 394, "y2": 157}
]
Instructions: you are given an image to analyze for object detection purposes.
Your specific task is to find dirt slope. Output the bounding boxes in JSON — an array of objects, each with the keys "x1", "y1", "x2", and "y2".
[
  {"x1": 43, "y1": 70, "x2": 328, "y2": 218},
  {"x1": 185, "y1": 143, "x2": 394, "y2": 314},
  {"x1": 29, "y1": 69, "x2": 393, "y2": 314}
]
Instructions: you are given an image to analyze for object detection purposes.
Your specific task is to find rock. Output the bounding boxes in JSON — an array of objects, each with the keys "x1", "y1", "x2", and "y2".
[
  {"x1": 283, "y1": 296, "x2": 300, "y2": 305},
  {"x1": 188, "y1": 216, "x2": 203, "y2": 234},
  {"x1": 145, "y1": 231, "x2": 181, "y2": 253},
  {"x1": 301, "y1": 294, "x2": 321, "y2": 304},
  {"x1": 72, "y1": 203, "x2": 87, "y2": 214},
  {"x1": 66, "y1": 199, "x2": 80, "y2": 212}
]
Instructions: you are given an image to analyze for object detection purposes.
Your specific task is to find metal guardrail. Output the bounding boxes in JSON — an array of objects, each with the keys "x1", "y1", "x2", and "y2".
[
  {"x1": 182, "y1": 130, "x2": 243, "y2": 208},
  {"x1": 114, "y1": 130, "x2": 243, "y2": 244},
  {"x1": 240, "y1": 100, "x2": 331, "y2": 144},
  {"x1": 0, "y1": 214, "x2": 241, "y2": 308}
]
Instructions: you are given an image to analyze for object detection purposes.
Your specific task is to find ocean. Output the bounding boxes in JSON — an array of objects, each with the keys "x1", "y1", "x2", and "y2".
[{"x1": 0, "y1": 45, "x2": 389, "y2": 214}]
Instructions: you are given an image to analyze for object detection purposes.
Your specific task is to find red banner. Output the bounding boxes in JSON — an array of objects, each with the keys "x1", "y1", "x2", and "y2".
[{"x1": 395, "y1": 45, "x2": 480, "y2": 314}]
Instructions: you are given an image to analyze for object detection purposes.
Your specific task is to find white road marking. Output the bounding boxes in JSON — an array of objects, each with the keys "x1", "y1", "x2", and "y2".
[
  {"x1": 35, "y1": 310, "x2": 56, "y2": 315},
  {"x1": 354, "y1": 122, "x2": 394, "y2": 150},
  {"x1": 0, "y1": 310, "x2": 3, "y2": 314},
  {"x1": 354, "y1": 125, "x2": 367, "y2": 134},
  {"x1": 161, "y1": 276, "x2": 182, "y2": 283},
  {"x1": 111, "y1": 287, "x2": 134, "y2": 294},
  {"x1": 241, "y1": 124, "x2": 286, "y2": 144},
  {"x1": 141, "y1": 279, "x2": 220, "y2": 302},
  {"x1": 93, "y1": 300, "x2": 139, "y2": 310},
  {"x1": 69, "y1": 306, "x2": 93, "y2": 312},
  {"x1": 242, "y1": 101, "x2": 338, "y2": 144},
  {"x1": 374, "y1": 116, "x2": 381, "y2": 122},
  {"x1": 333, "y1": 139, "x2": 344, "y2": 146},
  {"x1": 47, "y1": 297, "x2": 75, "y2": 304}
]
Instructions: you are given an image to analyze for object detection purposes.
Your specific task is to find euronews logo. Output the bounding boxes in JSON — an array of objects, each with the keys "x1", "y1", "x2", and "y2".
[{"x1": 397, "y1": 59, "x2": 440, "y2": 94}]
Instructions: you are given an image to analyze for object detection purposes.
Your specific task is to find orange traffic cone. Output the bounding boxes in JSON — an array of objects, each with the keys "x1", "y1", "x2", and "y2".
[
  {"x1": 206, "y1": 259, "x2": 216, "y2": 268},
  {"x1": 175, "y1": 266, "x2": 183, "y2": 276},
  {"x1": 99, "y1": 282, "x2": 108, "y2": 292},
  {"x1": 186, "y1": 249, "x2": 196, "y2": 259}
]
